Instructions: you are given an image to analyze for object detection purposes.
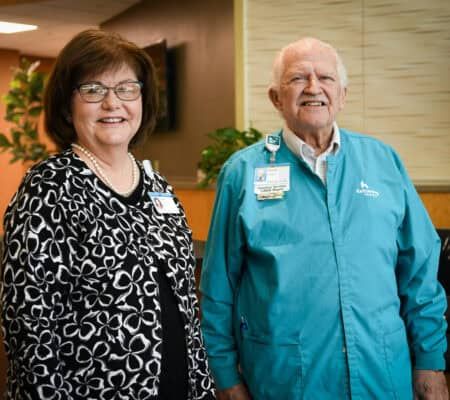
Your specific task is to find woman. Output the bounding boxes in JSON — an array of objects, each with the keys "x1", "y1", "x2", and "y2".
[{"x1": 1, "y1": 29, "x2": 215, "y2": 400}]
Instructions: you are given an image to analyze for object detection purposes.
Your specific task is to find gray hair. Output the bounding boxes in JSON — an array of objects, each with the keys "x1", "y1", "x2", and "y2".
[{"x1": 271, "y1": 37, "x2": 348, "y2": 89}]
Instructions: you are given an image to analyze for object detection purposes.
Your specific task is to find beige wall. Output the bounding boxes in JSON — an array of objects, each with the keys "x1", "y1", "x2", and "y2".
[{"x1": 241, "y1": 0, "x2": 450, "y2": 188}]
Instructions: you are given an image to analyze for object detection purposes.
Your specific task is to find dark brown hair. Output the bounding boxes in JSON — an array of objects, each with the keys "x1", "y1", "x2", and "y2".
[{"x1": 44, "y1": 29, "x2": 158, "y2": 149}]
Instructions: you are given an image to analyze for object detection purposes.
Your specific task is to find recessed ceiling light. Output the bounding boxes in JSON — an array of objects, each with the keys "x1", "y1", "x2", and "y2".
[{"x1": 0, "y1": 21, "x2": 37, "y2": 34}]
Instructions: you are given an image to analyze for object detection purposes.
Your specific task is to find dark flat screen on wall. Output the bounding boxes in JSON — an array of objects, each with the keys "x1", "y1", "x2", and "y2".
[{"x1": 144, "y1": 39, "x2": 174, "y2": 132}]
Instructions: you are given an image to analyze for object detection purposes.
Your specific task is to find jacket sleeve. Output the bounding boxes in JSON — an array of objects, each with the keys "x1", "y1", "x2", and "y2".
[
  {"x1": 392, "y1": 151, "x2": 447, "y2": 370},
  {"x1": 200, "y1": 162, "x2": 246, "y2": 390},
  {"x1": 1, "y1": 174, "x2": 72, "y2": 398}
]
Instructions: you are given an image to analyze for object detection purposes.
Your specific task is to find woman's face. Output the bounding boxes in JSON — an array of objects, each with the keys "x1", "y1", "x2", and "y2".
[{"x1": 71, "y1": 64, "x2": 143, "y2": 151}]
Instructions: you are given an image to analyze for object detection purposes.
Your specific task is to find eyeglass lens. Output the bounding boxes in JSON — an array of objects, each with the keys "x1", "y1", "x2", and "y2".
[{"x1": 78, "y1": 82, "x2": 142, "y2": 102}]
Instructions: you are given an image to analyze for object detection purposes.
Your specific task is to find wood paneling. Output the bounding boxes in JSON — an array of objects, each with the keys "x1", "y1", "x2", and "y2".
[{"x1": 243, "y1": 0, "x2": 450, "y2": 187}]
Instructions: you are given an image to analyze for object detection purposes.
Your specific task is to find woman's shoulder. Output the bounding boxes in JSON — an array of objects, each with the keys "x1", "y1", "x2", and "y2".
[
  {"x1": 19, "y1": 149, "x2": 80, "y2": 194},
  {"x1": 4, "y1": 150, "x2": 81, "y2": 229}
]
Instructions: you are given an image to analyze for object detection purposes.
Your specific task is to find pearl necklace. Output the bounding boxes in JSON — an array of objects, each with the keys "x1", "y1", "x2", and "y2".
[{"x1": 72, "y1": 143, "x2": 138, "y2": 196}]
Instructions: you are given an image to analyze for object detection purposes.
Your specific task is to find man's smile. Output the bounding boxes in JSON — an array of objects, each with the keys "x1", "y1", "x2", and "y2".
[{"x1": 300, "y1": 100, "x2": 327, "y2": 106}]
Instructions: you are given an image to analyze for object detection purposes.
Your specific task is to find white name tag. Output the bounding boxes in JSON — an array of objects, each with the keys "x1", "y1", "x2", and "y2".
[
  {"x1": 254, "y1": 164, "x2": 290, "y2": 200},
  {"x1": 148, "y1": 192, "x2": 179, "y2": 214}
]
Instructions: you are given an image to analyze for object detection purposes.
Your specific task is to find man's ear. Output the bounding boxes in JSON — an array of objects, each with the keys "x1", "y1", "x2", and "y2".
[{"x1": 268, "y1": 86, "x2": 282, "y2": 111}]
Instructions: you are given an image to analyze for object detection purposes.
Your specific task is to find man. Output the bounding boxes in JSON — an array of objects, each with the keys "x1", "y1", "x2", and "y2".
[{"x1": 200, "y1": 37, "x2": 448, "y2": 399}]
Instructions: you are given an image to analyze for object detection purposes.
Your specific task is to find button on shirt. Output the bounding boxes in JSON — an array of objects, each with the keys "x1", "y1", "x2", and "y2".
[{"x1": 282, "y1": 123, "x2": 341, "y2": 184}]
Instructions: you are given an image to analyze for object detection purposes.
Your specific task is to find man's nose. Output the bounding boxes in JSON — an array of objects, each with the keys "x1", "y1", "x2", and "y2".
[{"x1": 304, "y1": 76, "x2": 321, "y2": 94}]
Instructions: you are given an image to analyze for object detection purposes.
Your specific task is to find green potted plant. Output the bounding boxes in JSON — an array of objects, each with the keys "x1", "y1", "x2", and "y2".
[
  {"x1": 0, "y1": 58, "x2": 49, "y2": 164},
  {"x1": 197, "y1": 126, "x2": 263, "y2": 188}
]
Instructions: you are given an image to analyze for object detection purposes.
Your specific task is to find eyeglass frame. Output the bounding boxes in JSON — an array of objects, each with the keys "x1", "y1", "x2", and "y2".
[{"x1": 74, "y1": 80, "x2": 143, "y2": 103}]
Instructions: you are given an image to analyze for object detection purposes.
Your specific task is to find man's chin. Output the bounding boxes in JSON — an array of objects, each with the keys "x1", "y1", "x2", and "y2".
[{"x1": 290, "y1": 120, "x2": 334, "y2": 136}]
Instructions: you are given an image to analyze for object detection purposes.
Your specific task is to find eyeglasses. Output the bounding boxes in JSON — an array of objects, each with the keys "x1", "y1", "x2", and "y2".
[{"x1": 75, "y1": 81, "x2": 143, "y2": 103}]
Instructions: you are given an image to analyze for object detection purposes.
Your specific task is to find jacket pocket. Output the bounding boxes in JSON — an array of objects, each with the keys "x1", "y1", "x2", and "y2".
[
  {"x1": 239, "y1": 332, "x2": 302, "y2": 399},
  {"x1": 383, "y1": 325, "x2": 413, "y2": 400}
]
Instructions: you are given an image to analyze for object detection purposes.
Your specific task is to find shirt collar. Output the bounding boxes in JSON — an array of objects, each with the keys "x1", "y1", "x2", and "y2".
[{"x1": 282, "y1": 123, "x2": 341, "y2": 160}]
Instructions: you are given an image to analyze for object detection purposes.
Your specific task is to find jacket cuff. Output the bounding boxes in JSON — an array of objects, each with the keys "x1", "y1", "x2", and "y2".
[
  {"x1": 209, "y1": 360, "x2": 242, "y2": 390},
  {"x1": 414, "y1": 349, "x2": 446, "y2": 370}
]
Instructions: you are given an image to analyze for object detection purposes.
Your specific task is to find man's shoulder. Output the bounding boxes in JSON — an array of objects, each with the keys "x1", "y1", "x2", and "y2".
[
  {"x1": 341, "y1": 128, "x2": 395, "y2": 153},
  {"x1": 341, "y1": 128, "x2": 386, "y2": 145}
]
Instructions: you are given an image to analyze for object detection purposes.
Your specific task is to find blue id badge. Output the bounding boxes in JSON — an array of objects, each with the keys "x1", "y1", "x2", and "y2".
[{"x1": 148, "y1": 192, "x2": 179, "y2": 214}]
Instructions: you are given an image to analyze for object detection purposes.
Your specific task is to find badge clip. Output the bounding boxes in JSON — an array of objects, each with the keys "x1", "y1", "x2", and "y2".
[
  {"x1": 143, "y1": 160, "x2": 154, "y2": 179},
  {"x1": 265, "y1": 135, "x2": 281, "y2": 164}
]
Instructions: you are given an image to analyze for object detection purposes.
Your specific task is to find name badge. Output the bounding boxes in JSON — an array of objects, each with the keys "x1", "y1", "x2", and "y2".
[
  {"x1": 148, "y1": 192, "x2": 179, "y2": 214},
  {"x1": 254, "y1": 164, "x2": 290, "y2": 200}
]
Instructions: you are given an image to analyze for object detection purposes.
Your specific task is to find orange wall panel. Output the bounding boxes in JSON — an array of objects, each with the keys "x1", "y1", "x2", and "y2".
[
  {"x1": 420, "y1": 192, "x2": 450, "y2": 229},
  {"x1": 175, "y1": 189, "x2": 450, "y2": 243},
  {"x1": 175, "y1": 188, "x2": 216, "y2": 241}
]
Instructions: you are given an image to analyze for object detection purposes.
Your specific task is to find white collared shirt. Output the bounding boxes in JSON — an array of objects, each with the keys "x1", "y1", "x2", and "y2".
[{"x1": 282, "y1": 123, "x2": 341, "y2": 184}]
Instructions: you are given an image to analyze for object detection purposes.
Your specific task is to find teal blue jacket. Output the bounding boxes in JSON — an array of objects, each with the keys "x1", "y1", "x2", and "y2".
[{"x1": 200, "y1": 129, "x2": 447, "y2": 399}]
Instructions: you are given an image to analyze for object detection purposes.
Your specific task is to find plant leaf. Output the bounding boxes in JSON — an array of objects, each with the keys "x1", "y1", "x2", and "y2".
[
  {"x1": 2, "y1": 58, "x2": 49, "y2": 164},
  {"x1": 0, "y1": 133, "x2": 12, "y2": 148},
  {"x1": 12, "y1": 130, "x2": 21, "y2": 145},
  {"x1": 28, "y1": 106, "x2": 43, "y2": 117},
  {"x1": 198, "y1": 126, "x2": 263, "y2": 187}
]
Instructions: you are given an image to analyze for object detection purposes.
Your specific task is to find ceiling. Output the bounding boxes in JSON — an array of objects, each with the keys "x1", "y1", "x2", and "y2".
[{"x1": 0, "y1": 0, "x2": 141, "y2": 57}]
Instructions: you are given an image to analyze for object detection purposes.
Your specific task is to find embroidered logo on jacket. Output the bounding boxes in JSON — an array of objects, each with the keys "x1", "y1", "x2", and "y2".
[{"x1": 356, "y1": 180, "x2": 380, "y2": 198}]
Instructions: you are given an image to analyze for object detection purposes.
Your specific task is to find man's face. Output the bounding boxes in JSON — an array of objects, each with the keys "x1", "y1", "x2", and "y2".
[{"x1": 269, "y1": 43, "x2": 346, "y2": 137}]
